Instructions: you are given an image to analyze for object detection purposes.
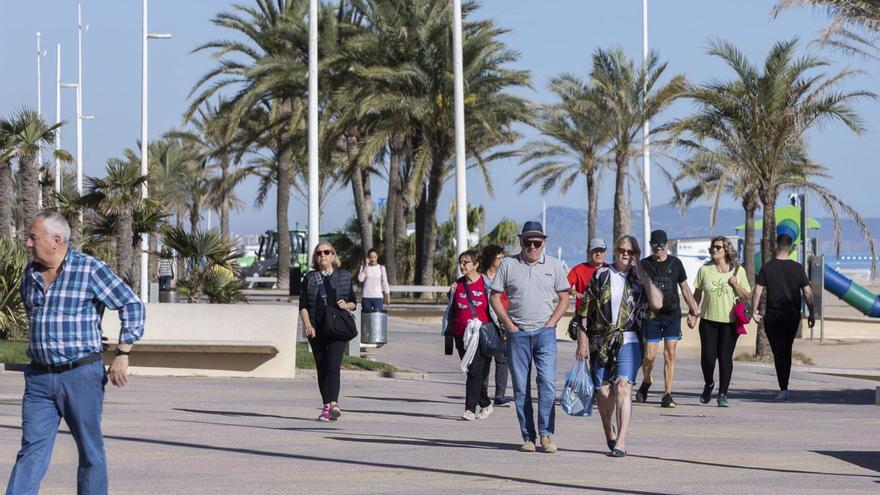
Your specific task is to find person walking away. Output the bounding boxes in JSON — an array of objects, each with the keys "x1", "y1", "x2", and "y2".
[
  {"x1": 6, "y1": 212, "x2": 145, "y2": 495},
  {"x1": 751, "y1": 233, "x2": 815, "y2": 401},
  {"x1": 479, "y1": 244, "x2": 511, "y2": 407},
  {"x1": 157, "y1": 249, "x2": 174, "y2": 291},
  {"x1": 490, "y1": 221, "x2": 570, "y2": 454},
  {"x1": 299, "y1": 242, "x2": 357, "y2": 421},
  {"x1": 575, "y1": 236, "x2": 662, "y2": 457},
  {"x1": 357, "y1": 248, "x2": 390, "y2": 311},
  {"x1": 692, "y1": 236, "x2": 751, "y2": 407},
  {"x1": 567, "y1": 238, "x2": 608, "y2": 314},
  {"x1": 442, "y1": 250, "x2": 498, "y2": 420},
  {"x1": 635, "y1": 230, "x2": 699, "y2": 408}
]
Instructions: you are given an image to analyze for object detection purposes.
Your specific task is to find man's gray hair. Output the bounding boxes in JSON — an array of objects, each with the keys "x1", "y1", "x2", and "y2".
[{"x1": 36, "y1": 211, "x2": 71, "y2": 244}]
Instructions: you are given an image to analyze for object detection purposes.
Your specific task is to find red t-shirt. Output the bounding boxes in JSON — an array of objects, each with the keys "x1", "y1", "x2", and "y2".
[
  {"x1": 567, "y1": 262, "x2": 605, "y2": 312},
  {"x1": 451, "y1": 277, "x2": 490, "y2": 336}
]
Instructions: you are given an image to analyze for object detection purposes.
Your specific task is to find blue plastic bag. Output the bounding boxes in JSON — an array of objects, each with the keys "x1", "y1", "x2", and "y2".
[{"x1": 561, "y1": 359, "x2": 594, "y2": 417}]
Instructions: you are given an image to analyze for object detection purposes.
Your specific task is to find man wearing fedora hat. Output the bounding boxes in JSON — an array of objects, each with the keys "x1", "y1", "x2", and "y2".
[{"x1": 490, "y1": 221, "x2": 570, "y2": 453}]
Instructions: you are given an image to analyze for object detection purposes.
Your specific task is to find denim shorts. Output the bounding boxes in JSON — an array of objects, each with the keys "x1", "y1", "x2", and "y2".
[
  {"x1": 643, "y1": 317, "x2": 682, "y2": 343},
  {"x1": 592, "y1": 342, "x2": 643, "y2": 386}
]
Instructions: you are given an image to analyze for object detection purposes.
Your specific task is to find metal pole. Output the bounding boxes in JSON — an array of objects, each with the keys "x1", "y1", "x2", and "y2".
[
  {"x1": 37, "y1": 32, "x2": 44, "y2": 208},
  {"x1": 641, "y1": 0, "x2": 651, "y2": 249},
  {"x1": 55, "y1": 44, "x2": 61, "y2": 193},
  {"x1": 77, "y1": 2, "x2": 84, "y2": 195},
  {"x1": 307, "y1": 0, "x2": 320, "y2": 255},
  {"x1": 452, "y1": 0, "x2": 468, "y2": 263},
  {"x1": 140, "y1": 0, "x2": 149, "y2": 301}
]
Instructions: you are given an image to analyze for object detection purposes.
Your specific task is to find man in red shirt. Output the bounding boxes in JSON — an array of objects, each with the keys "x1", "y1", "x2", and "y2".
[{"x1": 567, "y1": 239, "x2": 607, "y2": 312}]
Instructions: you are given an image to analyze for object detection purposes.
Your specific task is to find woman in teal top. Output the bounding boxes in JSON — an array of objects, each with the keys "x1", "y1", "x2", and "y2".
[{"x1": 693, "y1": 236, "x2": 751, "y2": 407}]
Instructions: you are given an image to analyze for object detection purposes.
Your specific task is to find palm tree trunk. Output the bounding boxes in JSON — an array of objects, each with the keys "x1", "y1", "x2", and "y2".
[
  {"x1": 116, "y1": 209, "x2": 135, "y2": 288},
  {"x1": 414, "y1": 158, "x2": 443, "y2": 289},
  {"x1": 742, "y1": 198, "x2": 757, "y2": 286},
  {"x1": 149, "y1": 233, "x2": 159, "y2": 284},
  {"x1": 275, "y1": 138, "x2": 292, "y2": 291},
  {"x1": 586, "y1": 171, "x2": 598, "y2": 242},
  {"x1": 40, "y1": 178, "x2": 55, "y2": 210},
  {"x1": 346, "y1": 133, "x2": 373, "y2": 256},
  {"x1": 220, "y1": 158, "x2": 230, "y2": 240},
  {"x1": 68, "y1": 214, "x2": 82, "y2": 249},
  {"x1": 612, "y1": 151, "x2": 627, "y2": 242},
  {"x1": 384, "y1": 138, "x2": 403, "y2": 284},
  {"x1": 756, "y1": 188, "x2": 779, "y2": 358},
  {"x1": 189, "y1": 200, "x2": 201, "y2": 232},
  {"x1": 0, "y1": 163, "x2": 13, "y2": 237},
  {"x1": 17, "y1": 152, "x2": 40, "y2": 240}
]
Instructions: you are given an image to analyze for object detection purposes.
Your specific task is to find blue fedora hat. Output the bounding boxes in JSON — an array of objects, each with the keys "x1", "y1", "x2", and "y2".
[{"x1": 518, "y1": 221, "x2": 548, "y2": 239}]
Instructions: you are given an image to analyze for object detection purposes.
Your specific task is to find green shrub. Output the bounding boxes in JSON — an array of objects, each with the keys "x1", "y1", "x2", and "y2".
[{"x1": 0, "y1": 237, "x2": 28, "y2": 340}]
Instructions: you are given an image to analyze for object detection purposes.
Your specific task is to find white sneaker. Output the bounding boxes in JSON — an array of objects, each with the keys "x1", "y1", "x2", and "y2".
[
  {"x1": 476, "y1": 404, "x2": 493, "y2": 420},
  {"x1": 461, "y1": 410, "x2": 477, "y2": 421},
  {"x1": 774, "y1": 390, "x2": 790, "y2": 401}
]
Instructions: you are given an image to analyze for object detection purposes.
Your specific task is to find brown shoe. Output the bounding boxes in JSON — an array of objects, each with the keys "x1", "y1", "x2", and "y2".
[
  {"x1": 540, "y1": 436, "x2": 557, "y2": 454},
  {"x1": 520, "y1": 440, "x2": 536, "y2": 453}
]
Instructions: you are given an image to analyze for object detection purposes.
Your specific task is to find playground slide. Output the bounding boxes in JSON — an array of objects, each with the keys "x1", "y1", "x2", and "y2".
[{"x1": 823, "y1": 265, "x2": 880, "y2": 317}]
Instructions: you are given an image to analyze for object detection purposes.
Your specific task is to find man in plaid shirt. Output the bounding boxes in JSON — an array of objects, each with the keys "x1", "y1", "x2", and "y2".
[{"x1": 6, "y1": 212, "x2": 145, "y2": 495}]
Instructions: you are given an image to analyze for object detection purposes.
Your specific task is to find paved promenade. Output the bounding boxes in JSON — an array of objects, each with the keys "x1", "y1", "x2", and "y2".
[{"x1": 1, "y1": 318, "x2": 878, "y2": 494}]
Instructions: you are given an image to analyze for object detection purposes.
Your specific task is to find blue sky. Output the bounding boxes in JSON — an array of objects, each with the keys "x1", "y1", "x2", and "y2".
[{"x1": 1, "y1": 0, "x2": 878, "y2": 237}]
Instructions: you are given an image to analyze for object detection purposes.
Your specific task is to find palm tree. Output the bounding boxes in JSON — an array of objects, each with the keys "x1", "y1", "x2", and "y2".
[
  {"x1": 4, "y1": 110, "x2": 64, "y2": 239},
  {"x1": 773, "y1": 1, "x2": 880, "y2": 57},
  {"x1": 675, "y1": 38, "x2": 877, "y2": 356},
  {"x1": 590, "y1": 48, "x2": 686, "y2": 241},
  {"x1": 82, "y1": 159, "x2": 148, "y2": 287},
  {"x1": 161, "y1": 226, "x2": 242, "y2": 303},
  {"x1": 0, "y1": 120, "x2": 17, "y2": 237},
  {"x1": 189, "y1": 0, "x2": 319, "y2": 291},
  {"x1": 0, "y1": 236, "x2": 28, "y2": 339},
  {"x1": 519, "y1": 74, "x2": 611, "y2": 242}
]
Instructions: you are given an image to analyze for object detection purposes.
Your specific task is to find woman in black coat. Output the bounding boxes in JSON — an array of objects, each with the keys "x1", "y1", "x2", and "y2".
[{"x1": 299, "y1": 241, "x2": 356, "y2": 422}]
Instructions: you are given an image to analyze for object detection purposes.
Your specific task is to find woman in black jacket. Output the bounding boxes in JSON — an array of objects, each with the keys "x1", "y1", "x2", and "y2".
[{"x1": 299, "y1": 242, "x2": 357, "y2": 422}]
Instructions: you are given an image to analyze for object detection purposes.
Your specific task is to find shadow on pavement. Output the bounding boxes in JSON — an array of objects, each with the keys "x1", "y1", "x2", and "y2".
[
  {"x1": 346, "y1": 395, "x2": 460, "y2": 405},
  {"x1": 173, "y1": 408, "x2": 315, "y2": 422},
  {"x1": 0, "y1": 424, "x2": 669, "y2": 495},
  {"x1": 813, "y1": 451, "x2": 880, "y2": 474},
  {"x1": 170, "y1": 419, "x2": 340, "y2": 433},
  {"x1": 343, "y1": 408, "x2": 460, "y2": 421},
  {"x1": 724, "y1": 388, "x2": 875, "y2": 405}
]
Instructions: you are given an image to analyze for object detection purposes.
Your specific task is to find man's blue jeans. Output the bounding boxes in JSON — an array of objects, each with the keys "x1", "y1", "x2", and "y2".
[
  {"x1": 6, "y1": 359, "x2": 108, "y2": 495},
  {"x1": 506, "y1": 327, "x2": 557, "y2": 441}
]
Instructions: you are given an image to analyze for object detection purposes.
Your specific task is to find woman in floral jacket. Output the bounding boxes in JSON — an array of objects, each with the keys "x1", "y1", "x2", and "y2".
[{"x1": 575, "y1": 235, "x2": 662, "y2": 457}]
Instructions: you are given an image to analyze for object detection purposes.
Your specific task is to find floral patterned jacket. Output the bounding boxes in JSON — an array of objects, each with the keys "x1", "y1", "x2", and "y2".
[{"x1": 577, "y1": 265, "x2": 648, "y2": 374}]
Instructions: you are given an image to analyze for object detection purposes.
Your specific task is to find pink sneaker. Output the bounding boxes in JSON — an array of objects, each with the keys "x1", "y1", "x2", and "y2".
[
  {"x1": 317, "y1": 407, "x2": 331, "y2": 422},
  {"x1": 329, "y1": 405, "x2": 342, "y2": 420}
]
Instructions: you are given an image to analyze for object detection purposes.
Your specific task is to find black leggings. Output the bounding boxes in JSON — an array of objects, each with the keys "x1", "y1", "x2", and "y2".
[
  {"x1": 765, "y1": 319, "x2": 800, "y2": 391},
  {"x1": 489, "y1": 352, "x2": 509, "y2": 399},
  {"x1": 699, "y1": 319, "x2": 739, "y2": 395},
  {"x1": 309, "y1": 336, "x2": 346, "y2": 404}
]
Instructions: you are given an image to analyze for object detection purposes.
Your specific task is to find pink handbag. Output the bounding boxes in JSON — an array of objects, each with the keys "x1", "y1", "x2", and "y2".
[{"x1": 732, "y1": 266, "x2": 750, "y2": 335}]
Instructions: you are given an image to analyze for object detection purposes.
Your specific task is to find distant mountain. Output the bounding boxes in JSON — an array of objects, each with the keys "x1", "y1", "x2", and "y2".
[{"x1": 534, "y1": 205, "x2": 879, "y2": 265}]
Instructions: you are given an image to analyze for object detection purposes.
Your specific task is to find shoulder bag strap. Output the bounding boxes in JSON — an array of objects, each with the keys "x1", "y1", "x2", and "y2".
[{"x1": 461, "y1": 279, "x2": 479, "y2": 320}]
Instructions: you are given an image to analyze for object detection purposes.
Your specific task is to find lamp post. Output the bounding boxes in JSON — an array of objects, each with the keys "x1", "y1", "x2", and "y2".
[
  {"x1": 307, "y1": 0, "x2": 319, "y2": 255},
  {"x1": 140, "y1": 0, "x2": 172, "y2": 301},
  {"x1": 452, "y1": 0, "x2": 468, "y2": 268},
  {"x1": 642, "y1": 0, "x2": 652, "y2": 250},
  {"x1": 36, "y1": 32, "x2": 46, "y2": 207},
  {"x1": 55, "y1": 43, "x2": 62, "y2": 193}
]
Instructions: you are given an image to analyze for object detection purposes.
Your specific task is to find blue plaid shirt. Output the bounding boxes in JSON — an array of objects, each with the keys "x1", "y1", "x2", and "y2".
[{"x1": 21, "y1": 248, "x2": 145, "y2": 366}]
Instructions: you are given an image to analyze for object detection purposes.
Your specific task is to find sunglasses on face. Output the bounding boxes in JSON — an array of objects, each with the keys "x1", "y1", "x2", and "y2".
[
  {"x1": 522, "y1": 240, "x2": 544, "y2": 248},
  {"x1": 650, "y1": 242, "x2": 666, "y2": 248},
  {"x1": 709, "y1": 245, "x2": 724, "y2": 252},
  {"x1": 616, "y1": 248, "x2": 637, "y2": 256},
  {"x1": 317, "y1": 249, "x2": 335, "y2": 256}
]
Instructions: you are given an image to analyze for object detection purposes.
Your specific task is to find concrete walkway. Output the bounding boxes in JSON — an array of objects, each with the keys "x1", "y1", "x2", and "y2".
[{"x1": 0, "y1": 317, "x2": 878, "y2": 494}]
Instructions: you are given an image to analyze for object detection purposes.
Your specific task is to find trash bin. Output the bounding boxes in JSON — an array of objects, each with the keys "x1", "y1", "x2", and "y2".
[
  {"x1": 360, "y1": 309, "x2": 388, "y2": 346},
  {"x1": 158, "y1": 289, "x2": 178, "y2": 303},
  {"x1": 289, "y1": 265, "x2": 303, "y2": 296}
]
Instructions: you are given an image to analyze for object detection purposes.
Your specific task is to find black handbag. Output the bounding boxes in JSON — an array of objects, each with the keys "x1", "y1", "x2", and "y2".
[
  {"x1": 567, "y1": 314, "x2": 583, "y2": 341},
  {"x1": 315, "y1": 273, "x2": 358, "y2": 341},
  {"x1": 462, "y1": 279, "x2": 504, "y2": 357}
]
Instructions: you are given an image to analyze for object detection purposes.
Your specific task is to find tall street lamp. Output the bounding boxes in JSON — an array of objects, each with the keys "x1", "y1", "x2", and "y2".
[
  {"x1": 307, "y1": 0, "x2": 319, "y2": 256},
  {"x1": 452, "y1": 0, "x2": 468, "y2": 270},
  {"x1": 36, "y1": 32, "x2": 46, "y2": 207},
  {"x1": 76, "y1": 1, "x2": 95, "y2": 196},
  {"x1": 141, "y1": 0, "x2": 172, "y2": 301},
  {"x1": 642, "y1": 0, "x2": 652, "y2": 250}
]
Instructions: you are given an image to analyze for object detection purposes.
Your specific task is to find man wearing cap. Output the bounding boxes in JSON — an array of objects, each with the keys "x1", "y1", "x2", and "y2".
[
  {"x1": 489, "y1": 221, "x2": 570, "y2": 454},
  {"x1": 568, "y1": 239, "x2": 608, "y2": 314},
  {"x1": 635, "y1": 230, "x2": 698, "y2": 408}
]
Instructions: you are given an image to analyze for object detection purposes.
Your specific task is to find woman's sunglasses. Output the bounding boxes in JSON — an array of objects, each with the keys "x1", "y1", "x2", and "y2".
[
  {"x1": 316, "y1": 249, "x2": 335, "y2": 256},
  {"x1": 709, "y1": 245, "x2": 724, "y2": 252},
  {"x1": 616, "y1": 248, "x2": 637, "y2": 256}
]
